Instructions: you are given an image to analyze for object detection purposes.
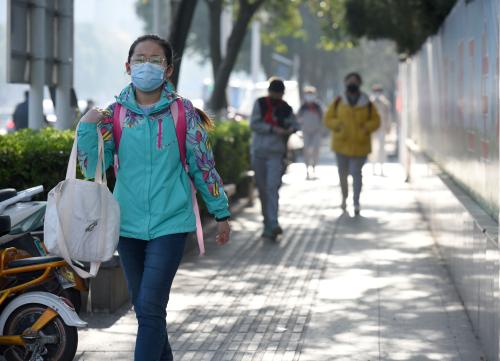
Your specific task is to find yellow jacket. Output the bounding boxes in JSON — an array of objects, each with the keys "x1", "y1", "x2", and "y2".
[{"x1": 324, "y1": 93, "x2": 381, "y2": 157}]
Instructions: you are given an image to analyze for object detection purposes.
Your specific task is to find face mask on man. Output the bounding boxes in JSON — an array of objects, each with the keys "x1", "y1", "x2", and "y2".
[
  {"x1": 304, "y1": 94, "x2": 316, "y2": 102},
  {"x1": 131, "y1": 63, "x2": 166, "y2": 92},
  {"x1": 346, "y1": 83, "x2": 360, "y2": 93}
]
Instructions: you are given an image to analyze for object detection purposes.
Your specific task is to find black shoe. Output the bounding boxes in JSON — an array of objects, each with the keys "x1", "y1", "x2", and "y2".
[
  {"x1": 272, "y1": 226, "x2": 283, "y2": 237},
  {"x1": 262, "y1": 232, "x2": 277, "y2": 242},
  {"x1": 354, "y1": 206, "x2": 360, "y2": 216}
]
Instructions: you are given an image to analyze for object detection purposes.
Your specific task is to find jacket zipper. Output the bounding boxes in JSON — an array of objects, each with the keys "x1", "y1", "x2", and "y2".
[
  {"x1": 157, "y1": 118, "x2": 163, "y2": 149},
  {"x1": 146, "y1": 115, "x2": 152, "y2": 238}
]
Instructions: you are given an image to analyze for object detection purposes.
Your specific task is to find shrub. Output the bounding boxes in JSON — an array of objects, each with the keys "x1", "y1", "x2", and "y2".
[
  {"x1": 0, "y1": 128, "x2": 75, "y2": 194},
  {"x1": 0, "y1": 121, "x2": 251, "y2": 200},
  {"x1": 210, "y1": 120, "x2": 250, "y2": 185}
]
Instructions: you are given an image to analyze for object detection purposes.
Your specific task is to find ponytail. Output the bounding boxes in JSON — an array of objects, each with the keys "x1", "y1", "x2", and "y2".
[{"x1": 195, "y1": 108, "x2": 215, "y2": 130}]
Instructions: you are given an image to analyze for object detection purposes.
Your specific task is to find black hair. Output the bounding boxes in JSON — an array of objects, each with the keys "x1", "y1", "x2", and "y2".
[
  {"x1": 344, "y1": 72, "x2": 363, "y2": 84},
  {"x1": 128, "y1": 35, "x2": 174, "y2": 66},
  {"x1": 268, "y1": 78, "x2": 285, "y2": 94},
  {"x1": 24, "y1": 90, "x2": 29, "y2": 98},
  {"x1": 196, "y1": 108, "x2": 215, "y2": 130}
]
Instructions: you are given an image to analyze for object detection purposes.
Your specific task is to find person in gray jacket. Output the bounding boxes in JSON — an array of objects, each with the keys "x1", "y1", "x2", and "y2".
[{"x1": 250, "y1": 78, "x2": 300, "y2": 240}]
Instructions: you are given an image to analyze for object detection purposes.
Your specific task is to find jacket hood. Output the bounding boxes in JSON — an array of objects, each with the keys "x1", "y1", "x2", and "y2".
[
  {"x1": 342, "y1": 92, "x2": 371, "y2": 107},
  {"x1": 115, "y1": 81, "x2": 178, "y2": 114}
]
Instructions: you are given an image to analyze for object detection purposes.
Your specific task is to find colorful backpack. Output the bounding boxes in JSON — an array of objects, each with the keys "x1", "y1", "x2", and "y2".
[{"x1": 111, "y1": 99, "x2": 205, "y2": 255}]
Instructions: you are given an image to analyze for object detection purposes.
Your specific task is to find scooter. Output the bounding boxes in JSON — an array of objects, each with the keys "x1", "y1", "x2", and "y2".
[
  {"x1": 0, "y1": 215, "x2": 86, "y2": 361},
  {"x1": 0, "y1": 187, "x2": 87, "y2": 313}
]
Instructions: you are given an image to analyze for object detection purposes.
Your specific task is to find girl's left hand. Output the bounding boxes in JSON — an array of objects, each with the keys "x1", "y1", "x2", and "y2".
[{"x1": 216, "y1": 220, "x2": 231, "y2": 245}]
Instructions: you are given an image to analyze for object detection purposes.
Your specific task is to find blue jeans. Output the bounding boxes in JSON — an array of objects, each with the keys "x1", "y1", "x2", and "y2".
[
  {"x1": 252, "y1": 154, "x2": 284, "y2": 231},
  {"x1": 118, "y1": 234, "x2": 187, "y2": 361},
  {"x1": 336, "y1": 153, "x2": 367, "y2": 207}
]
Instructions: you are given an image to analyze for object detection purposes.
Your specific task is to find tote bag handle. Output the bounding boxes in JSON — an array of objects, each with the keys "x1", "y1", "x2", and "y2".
[{"x1": 66, "y1": 123, "x2": 107, "y2": 185}]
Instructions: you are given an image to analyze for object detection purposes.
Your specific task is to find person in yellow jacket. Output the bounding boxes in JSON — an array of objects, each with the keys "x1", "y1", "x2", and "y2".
[{"x1": 324, "y1": 72, "x2": 380, "y2": 215}]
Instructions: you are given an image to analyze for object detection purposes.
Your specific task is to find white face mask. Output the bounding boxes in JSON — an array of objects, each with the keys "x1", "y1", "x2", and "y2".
[{"x1": 304, "y1": 94, "x2": 316, "y2": 102}]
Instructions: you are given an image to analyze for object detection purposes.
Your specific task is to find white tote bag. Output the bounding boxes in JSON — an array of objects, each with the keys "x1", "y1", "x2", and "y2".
[{"x1": 44, "y1": 125, "x2": 120, "y2": 278}]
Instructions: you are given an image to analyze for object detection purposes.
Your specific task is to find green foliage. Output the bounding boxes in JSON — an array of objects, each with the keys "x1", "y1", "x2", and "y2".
[
  {"x1": 0, "y1": 128, "x2": 75, "y2": 193},
  {"x1": 0, "y1": 121, "x2": 251, "y2": 199},
  {"x1": 260, "y1": 0, "x2": 305, "y2": 53},
  {"x1": 344, "y1": 0, "x2": 457, "y2": 56},
  {"x1": 306, "y1": 0, "x2": 353, "y2": 50},
  {"x1": 134, "y1": 0, "x2": 169, "y2": 36},
  {"x1": 209, "y1": 120, "x2": 251, "y2": 185}
]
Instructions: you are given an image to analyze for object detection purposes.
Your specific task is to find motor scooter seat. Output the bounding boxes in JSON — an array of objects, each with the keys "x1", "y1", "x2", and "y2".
[
  {"x1": 8, "y1": 256, "x2": 65, "y2": 268},
  {"x1": 0, "y1": 189, "x2": 17, "y2": 202}
]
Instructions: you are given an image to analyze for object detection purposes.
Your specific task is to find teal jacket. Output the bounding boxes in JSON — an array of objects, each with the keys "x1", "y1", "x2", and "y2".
[{"x1": 77, "y1": 83, "x2": 230, "y2": 240}]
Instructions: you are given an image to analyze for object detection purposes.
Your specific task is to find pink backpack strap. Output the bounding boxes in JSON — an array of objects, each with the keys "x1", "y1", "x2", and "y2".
[
  {"x1": 170, "y1": 98, "x2": 205, "y2": 256},
  {"x1": 112, "y1": 104, "x2": 126, "y2": 176},
  {"x1": 171, "y1": 99, "x2": 187, "y2": 167}
]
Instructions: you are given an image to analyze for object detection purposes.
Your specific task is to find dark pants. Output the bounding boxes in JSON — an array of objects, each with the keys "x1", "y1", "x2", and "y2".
[
  {"x1": 252, "y1": 154, "x2": 284, "y2": 231},
  {"x1": 336, "y1": 153, "x2": 367, "y2": 207},
  {"x1": 118, "y1": 233, "x2": 187, "y2": 361}
]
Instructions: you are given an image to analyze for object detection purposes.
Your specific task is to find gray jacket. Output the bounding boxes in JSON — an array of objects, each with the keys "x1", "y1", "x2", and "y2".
[{"x1": 250, "y1": 97, "x2": 300, "y2": 157}]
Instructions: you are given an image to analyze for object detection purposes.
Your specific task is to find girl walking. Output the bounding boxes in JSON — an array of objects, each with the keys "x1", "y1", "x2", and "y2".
[{"x1": 77, "y1": 35, "x2": 231, "y2": 361}]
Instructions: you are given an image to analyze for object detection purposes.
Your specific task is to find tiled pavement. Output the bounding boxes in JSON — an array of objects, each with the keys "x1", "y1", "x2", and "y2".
[{"x1": 75, "y1": 147, "x2": 486, "y2": 361}]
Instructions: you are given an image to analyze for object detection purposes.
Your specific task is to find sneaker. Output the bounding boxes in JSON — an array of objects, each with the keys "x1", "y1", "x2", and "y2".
[
  {"x1": 341, "y1": 199, "x2": 347, "y2": 211},
  {"x1": 261, "y1": 229, "x2": 272, "y2": 238},
  {"x1": 272, "y1": 226, "x2": 283, "y2": 237}
]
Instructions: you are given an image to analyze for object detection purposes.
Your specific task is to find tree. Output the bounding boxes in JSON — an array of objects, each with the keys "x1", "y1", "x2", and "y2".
[
  {"x1": 258, "y1": 2, "x2": 399, "y2": 103},
  {"x1": 135, "y1": 0, "x2": 198, "y2": 87},
  {"x1": 168, "y1": 0, "x2": 198, "y2": 85},
  {"x1": 343, "y1": 0, "x2": 457, "y2": 56},
  {"x1": 206, "y1": 0, "x2": 223, "y2": 79},
  {"x1": 259, "y1": 1, "x2": 354, "y2": 99},
  {"x1": 208, "y1": 0, "x2": 267, "y2": 112}
]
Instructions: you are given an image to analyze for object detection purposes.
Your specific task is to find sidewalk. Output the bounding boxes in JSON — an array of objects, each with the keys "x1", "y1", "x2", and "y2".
[{"x1": 75, "y1": 147, "x2": 486, "y2": 361}]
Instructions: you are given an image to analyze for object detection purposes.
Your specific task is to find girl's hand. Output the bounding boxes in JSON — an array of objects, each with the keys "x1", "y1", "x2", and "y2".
[
  {"x1": 216, "y1": 220, "x2": 231, "y2": 245},
  {"x1": 80, "y1": 108, "x2": 111, "y2": 123}
]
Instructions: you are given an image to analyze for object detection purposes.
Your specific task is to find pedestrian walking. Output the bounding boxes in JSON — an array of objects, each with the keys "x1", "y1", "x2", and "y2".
[
  {"x1": 370, "y1": 84, "x2": 392, "y2": 176},
  {"x1": 82, "y1": 99, "x2": 95, "y2": 116},
  {"x1": 77, "y1": 35, "x2": 231, "y2": 361},
  {"x1": 297, "y1": 86, "x2": 324, "y2": 179},
  {"x1": 250, "y1": 78, "x2": 300, "y2": 240},
  {"x1": 12, "y1": 91, "x2": 29, "y2": 130},
  {"x1": 324, "y1": 72, "x2": 380, "y2": 215}
]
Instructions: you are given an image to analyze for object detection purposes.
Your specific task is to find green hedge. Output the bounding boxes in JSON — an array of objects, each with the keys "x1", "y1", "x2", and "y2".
[
  {"x1": 210, "y1": 120, "x2": 251, "y2": 185},
  {"x1": 0, "y1": 128, "x2": 75, "y2": 194},
  {"x1": 0, "y1": 121, "x2": 251, "y2": 196}
]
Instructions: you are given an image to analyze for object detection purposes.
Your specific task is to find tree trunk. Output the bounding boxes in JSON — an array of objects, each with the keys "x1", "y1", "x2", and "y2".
[
  {"x1": 298, "y1": 50, "x2": 305, "y2": 101},
  {"x1": 206, "y1": 0, "x2": 223, "y2": 78},
  {"x1": 168, "y1": 0, "x2": 199, "y2": 87},
  {"x1": 208, "y1": 0, "x2": 264, "y2": 112}
]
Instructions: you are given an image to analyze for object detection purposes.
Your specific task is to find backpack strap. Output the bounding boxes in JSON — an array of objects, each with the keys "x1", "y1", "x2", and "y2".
[
  {"x1": 170, "y1": 99, "x2": 187, "y2": 167},
  {"x1": 170, "y1": 98, "x2": 205, "y2": 256},
  {"x1": 112, "y1": 104, "x2": 126, "y2": 176},
  {"x1": 333, "y1": 96, "x2": 342, "y2": 117},
  {"x1": 368, "y1": 101, "x2": 373, "y2": 119}
]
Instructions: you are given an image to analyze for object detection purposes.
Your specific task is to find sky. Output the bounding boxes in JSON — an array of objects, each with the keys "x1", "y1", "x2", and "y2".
[{"x1": 0, "y1": 0, "x2": 212, "y2": 110}]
